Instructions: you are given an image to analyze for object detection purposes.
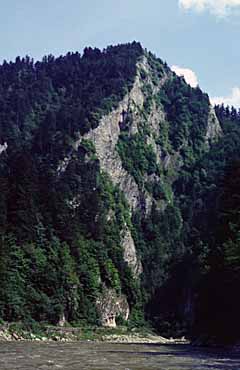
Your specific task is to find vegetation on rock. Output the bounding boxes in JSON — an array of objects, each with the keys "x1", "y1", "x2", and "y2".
[{"x1": 0, "y1": 42, "x2": 240, "y2": 343}]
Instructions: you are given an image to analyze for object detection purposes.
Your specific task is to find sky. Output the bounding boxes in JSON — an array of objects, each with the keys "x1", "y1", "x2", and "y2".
[{"x1": 0, "y1": 0, "x2": 240, "y2": 107}]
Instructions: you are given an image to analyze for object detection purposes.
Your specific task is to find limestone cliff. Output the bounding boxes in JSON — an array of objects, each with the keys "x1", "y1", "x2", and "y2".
[
  {"x1": 206, "y1": 105, "x2": 223, "y2": 145},
  {"x1": 54, "y1": 47, "x2": 223, "y2": 328},
  {"x1": 55, "y1": 56, "x2": 171, "y2": 280},
  {"x1": 96, "y1": 288, "x2": 129, "y2": 327},
  {"x1": 82, "y1": 56, "x2": 168, "y2": 213},
  {"x1": 121, "y1": 226, "x2": 143, "y2": 277},
  {"x1": 56, "y1": 52, "x2": 222, "y2": 296},
  {"x1": 1, "y1": 42, "x2": 237, "y2": 338}
]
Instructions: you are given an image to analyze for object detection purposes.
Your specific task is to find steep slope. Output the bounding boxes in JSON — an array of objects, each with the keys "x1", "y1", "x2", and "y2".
[
  {"x1": 188, "y1": 106, "x2": 240, "y2": 343},
  {"x1": 0, "y1": 43, "x2": 146, "y2": 325},
  {"x1": 0, "y1": 42, "x2": 235, "y2": 340}
]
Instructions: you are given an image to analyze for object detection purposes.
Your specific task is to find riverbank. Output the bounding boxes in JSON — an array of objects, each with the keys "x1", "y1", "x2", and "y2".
[{"x1": 0, "y1": 324, "x2": 189, "y2": 344}]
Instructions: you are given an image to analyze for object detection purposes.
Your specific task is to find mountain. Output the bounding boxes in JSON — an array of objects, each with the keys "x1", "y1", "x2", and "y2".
[{"x1": 0, "y1": 42, "x2": 240, "y2": 342}]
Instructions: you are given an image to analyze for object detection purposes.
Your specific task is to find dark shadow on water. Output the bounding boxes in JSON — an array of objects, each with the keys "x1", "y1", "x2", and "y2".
[
  {"x1": 98, "y1": 344, "x2": 240, "y2": 370},
  {"x1": 100, "y1": 343, "x2": 240, "y2": 360}
]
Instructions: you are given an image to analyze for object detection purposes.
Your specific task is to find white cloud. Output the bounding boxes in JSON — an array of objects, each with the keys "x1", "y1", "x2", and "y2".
[
  {"x1": 179, "y1": 0, "x2": 240, "y2": 17},
  {"x1": 171, "y1": 65, "x2": 199, "y2": 88},
  {"x1": 211, "y1": 87, "x2": 240, "y2": 108},
  {"x1": 171, "y1": 64, "x2": 240, "y2": 108}
]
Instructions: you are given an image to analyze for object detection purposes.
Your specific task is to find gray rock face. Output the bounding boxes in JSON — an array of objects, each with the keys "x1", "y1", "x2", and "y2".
[
  {"x1": 83, "y1": 61, "x2": 145, "y2": 212},
  {"x1": 56, "y1": 57, "x2": 223, "y2": 289},
  {"x1": 57, "y1": 56, "x2": 170, "y2": 214},
  {"x1": 121, "y1": 226, "x2": 143, "y2": 277},
  {"x1": 206, "y1": 105, "x2": 223, "y2": 144},
  {"x1": 82, "y1": 57, "x2": 170, "y2": 214},
  {"x1": 81, "y1": 58, "x2": 170, "y2": 276},
  {"x1": 56, "y1": 57, "x2": 172, "y2": 279},
  {"x1": 96, "y1": 288, "x2": 129, "y2": 328},
  {"x1": 54, "y1": 54, "x2": 224, "y2": 328},
  {"x1": 0, "y1": 142, "x2": 7, "y2": 155}
]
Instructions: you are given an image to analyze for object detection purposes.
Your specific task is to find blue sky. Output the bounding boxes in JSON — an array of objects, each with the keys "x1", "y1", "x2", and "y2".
[{"x1": 0, "y1": 0, "x2": 240, "y2": 106}]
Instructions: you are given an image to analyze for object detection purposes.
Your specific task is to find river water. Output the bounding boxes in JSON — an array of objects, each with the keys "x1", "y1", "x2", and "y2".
[{"x1": 0, "y1": 342, "x2": 239, "y2": 370}]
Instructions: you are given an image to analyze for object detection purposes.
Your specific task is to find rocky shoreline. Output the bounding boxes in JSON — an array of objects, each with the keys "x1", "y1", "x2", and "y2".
[
  {"x1": 0, "y1": 324, "x2": 189, "y2": 344},
  {"x1": 100, "y1": 333, "x2": 188, "y2": 344}
]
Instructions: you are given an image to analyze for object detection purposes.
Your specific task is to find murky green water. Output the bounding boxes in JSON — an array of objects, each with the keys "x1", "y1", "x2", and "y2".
[{"x1": 0, "y1": 342, "x2": 239, "y2": 370}]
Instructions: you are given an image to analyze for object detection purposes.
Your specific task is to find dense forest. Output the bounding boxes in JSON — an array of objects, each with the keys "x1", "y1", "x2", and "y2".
[
  {"x1": 0, "y1": 42, "x2": 144, "y2": 326},
  {"x1": 0, "y1": 42, "x2": 240, "y2": 343}
]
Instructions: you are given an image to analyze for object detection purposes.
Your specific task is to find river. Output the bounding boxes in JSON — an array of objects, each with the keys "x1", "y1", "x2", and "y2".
[{"x1": 0, "y1": 342, "x2": 239, "y2": 369}]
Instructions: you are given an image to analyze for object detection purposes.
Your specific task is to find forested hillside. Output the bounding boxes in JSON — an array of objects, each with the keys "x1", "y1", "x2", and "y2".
[{"x1": 0, "y1": 42, "x2": 240, "y2": 343}]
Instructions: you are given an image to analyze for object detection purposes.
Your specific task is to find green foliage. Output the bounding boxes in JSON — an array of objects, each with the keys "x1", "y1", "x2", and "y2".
[
  {"x1": 117, "y1": 132, "x2": 160, "y2": 187},
  {"x1": 1, "y1": 43, "x2": 240, "y2": 344},
  {"x1": 0, "y1": 129, "x2": 140, "y2": 325},
  {"x1": 146, "y1": 51, "x2": 169, "y2": 82},
  {"x1": 158, "y1": 75, "x2": 210, "y2": 159}
]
